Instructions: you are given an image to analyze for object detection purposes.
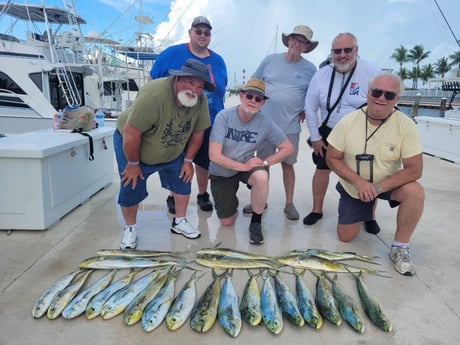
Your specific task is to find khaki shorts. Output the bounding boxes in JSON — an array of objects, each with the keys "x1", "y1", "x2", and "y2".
[{"x1": 210, "y1": 167, "x2": 268, "y2": 219}]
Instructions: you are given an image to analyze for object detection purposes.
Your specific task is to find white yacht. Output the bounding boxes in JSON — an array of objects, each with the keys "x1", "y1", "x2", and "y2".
[{"x1": 0, "y1": 2, "x2": 156, "y2": 135}]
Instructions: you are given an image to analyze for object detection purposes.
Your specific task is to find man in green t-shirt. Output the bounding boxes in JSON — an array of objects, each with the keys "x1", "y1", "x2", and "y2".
[{"x1": 114, "y1": 59, "x2": 214, "y2": 249}]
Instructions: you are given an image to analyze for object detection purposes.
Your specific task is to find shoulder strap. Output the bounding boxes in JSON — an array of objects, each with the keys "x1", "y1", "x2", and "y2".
[{"x1": 72, "y1": 128, "x2": 94, "y2": 161}]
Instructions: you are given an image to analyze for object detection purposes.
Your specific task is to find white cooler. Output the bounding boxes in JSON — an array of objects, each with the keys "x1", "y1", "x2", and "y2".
[{"x1": 0, "y1": 127, "x2": 115, "y2": 230}]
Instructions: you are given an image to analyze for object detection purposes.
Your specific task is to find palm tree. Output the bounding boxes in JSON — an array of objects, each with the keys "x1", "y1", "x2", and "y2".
[
  {"x1": 449, "y1": 51, "x2": 460, "y2": 77},
  {"x1": 408, "y1": 66, "x2": 421, "y2": 89},
  {"x1": 434, "y1": 57, "x2": 451, "y2": 78},
  {"x1": 420, "y1": 64, "x2": 435, "y2": 85},
  {"x1": 390, "y1": 45, "x2": 410, "y2": 73},
  {"x1": 408, "y1": 45, "x2": 431, "y2": 89},
  {"x1": 398, "y1": 67, "x2": 410, "y2": 82}
]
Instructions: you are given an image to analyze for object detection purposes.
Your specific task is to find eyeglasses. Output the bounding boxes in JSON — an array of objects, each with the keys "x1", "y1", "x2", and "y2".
[
  {"x1": 243, "y1": 93, "x2": 264, "y2": 103},
  {"x1": 292, "y1": 36, "x2": 310, "y2": 47},
  {"x1": 192, "y1": 29, "x2": 211, "y2": 37},
  {"x1": 370, "y1": 88, "x2": 398, "y2": 101},
  {"x1": 332, "y1": 47, "x2": 354, "y2": 54}
]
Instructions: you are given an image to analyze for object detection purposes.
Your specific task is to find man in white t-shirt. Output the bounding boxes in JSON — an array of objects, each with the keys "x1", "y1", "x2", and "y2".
[{"x1": 303, "y1": 32, "x2": 381, "y2": 232}]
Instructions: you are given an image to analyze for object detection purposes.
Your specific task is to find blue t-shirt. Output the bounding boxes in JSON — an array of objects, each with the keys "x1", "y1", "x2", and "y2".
[{"x1": 149, "y1": 43, "x2": 228, "y2": 124}]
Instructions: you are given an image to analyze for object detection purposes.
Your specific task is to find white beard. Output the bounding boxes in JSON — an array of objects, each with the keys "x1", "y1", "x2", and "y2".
[{"x1": 177, "y1": 90, "x2": 198, "y2": 107}]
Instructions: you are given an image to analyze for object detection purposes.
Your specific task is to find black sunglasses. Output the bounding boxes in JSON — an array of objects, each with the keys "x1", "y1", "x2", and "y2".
[
  {"x1": 243, "y1": 93, "x2": 264, "y2": 103},
  {"x1": 332, "y1": 47, "x2": 354, "y2": 54},
  {"x1": 371, "y1": 88, "x2": 397, "y2": 101},
  {"x1": 192, "y1": 29, "x2": 211, "y2": 37}
]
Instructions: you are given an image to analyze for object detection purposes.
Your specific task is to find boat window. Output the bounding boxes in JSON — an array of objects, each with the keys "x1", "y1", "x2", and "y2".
[
  {"x1": 29, "y1": 73, "x2": 44, "y2": 92},
  {"x1": 122, "y1": 79, "x2": 139, "y2": 92},
  {"x1": 0, "y1": 33, "x2": 20, "y2": 42},
  {"x1": 0, "y1": 72, "x2": 26, "y2": 94}
]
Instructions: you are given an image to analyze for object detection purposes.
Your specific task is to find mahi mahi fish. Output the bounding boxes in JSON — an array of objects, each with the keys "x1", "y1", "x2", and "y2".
[
  {"x1": 62, "y1": 269, "x2": 117, "y2": 319},
  {"x1": 165, "y1": 271, "x2": 205, "y2": 331},
  {"x1": 32, "y1": 270, "x2": 83, "y2": 319},
  {"x1": 195, "y1": 255, "x2": 278, "y2": 270},
  {"x1": 96, "y1": 248, "x2": 186, "y2": 258},
  {"x1": 190, "y1": 270, "x2": 225, "y2": 333},
  {"x1": 294, "y1": 269, "x2": 323, "y2": 329},
  {"x1": 239, "y1": 270, "x2": 262, "y2": 327},
  {"x1": 79, "y1": 255, "x2": 185, "y2": 270},
  {"x1": 101, "y1": 269, "x2": 160, "y2": 320},
  {"x1": 196, "y1": 247, "x2": 272, "y2": 261},
  {"x1": 353, "y1": 271, "x2": 393, "y2": 332},
  {"x1": 260, "y1": 272, "x2": 283, "y2": 335},
  {"x1": 273, "y1": 272, "x2": 304, "y2": 327},
  {"x1": 47, "y1": 270, "x2": 94, "y2": 319},
  {"x1": 315, "y1": 272, "x2": 342, "y2": 326},
  {"x1": 289, "y1": 249, "x2": 379, "y2": 264},
  {"x1": 277, "y1": 255, "x2": 383, "y2": 274},
  {"x1": 141, "y1": 268, "x2": 179, "y2": 332},
  {"x1": 123, "y1": 268, "x2": 169, "y2": 325},
  {"x1": 85, "y1": 269, "x2": 140, "y2": 319},
  {"x1": 328, "y1": 274, "x2": 366, "y2": 333},
  {"x1": 218, "y1": 270, "x2": 242, "y2": 338}
]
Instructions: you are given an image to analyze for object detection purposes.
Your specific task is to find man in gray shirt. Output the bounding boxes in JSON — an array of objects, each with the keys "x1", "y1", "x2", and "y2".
[
  {"x1": 249, "y1": 25, "x2": 318, "y2": 220},
  {"x1": 209, "y1": 78, "x2": 294, "y2": 244}
]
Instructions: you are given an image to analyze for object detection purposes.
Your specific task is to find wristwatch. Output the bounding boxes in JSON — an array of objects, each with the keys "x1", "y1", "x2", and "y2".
[
  {"x1": 263, "y1": 160, "x2": 269, "y2": 167},
  {"x1": 374, "y1": 183, "x2": 381, "y2": 194}
]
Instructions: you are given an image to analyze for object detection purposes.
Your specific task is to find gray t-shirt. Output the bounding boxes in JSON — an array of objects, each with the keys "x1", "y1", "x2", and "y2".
[
  {"x1": 253, "y1": 53, "x2": 316, "y2": 134},
  {"x1": 209, "y1": 106, "x2": 287, "y2": 177}
]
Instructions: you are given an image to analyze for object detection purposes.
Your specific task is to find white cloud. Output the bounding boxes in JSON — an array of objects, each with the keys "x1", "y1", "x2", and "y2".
[{"x1": 147, "y1": 0, "x2": 458, "y2": 87}]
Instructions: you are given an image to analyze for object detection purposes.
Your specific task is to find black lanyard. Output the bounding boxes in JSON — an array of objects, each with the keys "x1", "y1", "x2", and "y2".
[
  {"x1": 324, "y1": 62, "x2": 357, "y2": 126},
  {"x1": 362, "y1": 108, "x2": 394, "y2": 153}
]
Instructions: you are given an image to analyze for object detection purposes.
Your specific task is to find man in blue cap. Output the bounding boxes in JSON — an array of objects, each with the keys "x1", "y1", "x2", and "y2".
[{"x1": 149, "y1": 16, "x2": 227, "y2": 214}]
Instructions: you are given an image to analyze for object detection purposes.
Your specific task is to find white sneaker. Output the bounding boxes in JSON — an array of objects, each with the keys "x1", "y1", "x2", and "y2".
[
  {"x1": 390, "y1": 245, "x2": 415, "y2": 276},
  {"x1": 120, "y1": 226, "x2": 137, "y2": 249},
  {"x1": 170, "y1": 218, "x2": 201, "y2": 239}
]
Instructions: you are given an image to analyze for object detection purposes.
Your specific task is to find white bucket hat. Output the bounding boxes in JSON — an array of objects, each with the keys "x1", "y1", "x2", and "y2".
[{"x1": 282, "y1": 25, "x2": 319, "y2": 53}]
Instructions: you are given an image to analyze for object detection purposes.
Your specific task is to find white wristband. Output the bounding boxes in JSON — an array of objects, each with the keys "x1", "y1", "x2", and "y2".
[
  {"x1": 183, "y1": 157, "x2": 193, "y2": 163},
  {"x1": 127, "y1": 161, "x2": 139, "y2": 166}
]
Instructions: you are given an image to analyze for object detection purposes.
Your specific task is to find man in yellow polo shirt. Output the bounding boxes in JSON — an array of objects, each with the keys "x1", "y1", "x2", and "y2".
[{"x1": 326, "y1": 72, "x2": 424, "y2": 276}]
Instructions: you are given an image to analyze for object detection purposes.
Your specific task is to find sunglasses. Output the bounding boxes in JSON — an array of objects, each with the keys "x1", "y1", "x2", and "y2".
[
  {"x1": 370, "y1": 88, "x2": 397, "y2": 101},
  {"x1": 292, "y1": 36, "x2": 310, "y2": 47},
  {"x1": 192, "y1": 29, "x2": 211, "y2": 37},
  {"x1": 243, "y1": 93, "x2": 264, "y2": 103},
  {"x1": 332, "y1": 47, "x2": 354, "y2": 54}
]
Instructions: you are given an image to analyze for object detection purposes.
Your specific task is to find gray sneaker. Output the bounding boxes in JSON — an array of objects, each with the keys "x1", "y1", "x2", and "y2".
[
  {"x1": 120, "y1": 226, "x2": 137, "y2": 250},
  {"x1": 243, "y1": 203, "x2": 268, "y2": 214},
  {"x1": 390, "y1": 246, "x2": 415, "y2": 276},
  {"x1": 284, "y1": 203, "x2": 299, "y2": 220},
  {"x1": 171, "y1": 218, "x2": 201, "y2": 239}
]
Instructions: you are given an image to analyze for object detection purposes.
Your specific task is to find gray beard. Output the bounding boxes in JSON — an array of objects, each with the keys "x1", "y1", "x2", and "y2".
[{"x1": 177, "y1": 90, "x2": 198, "y2": 107}]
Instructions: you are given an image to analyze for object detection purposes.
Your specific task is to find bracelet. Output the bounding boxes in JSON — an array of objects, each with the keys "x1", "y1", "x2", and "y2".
[
  {"x1": 183, "y1": 157, "x2": 193, "y2": 163},
  {"x1": 127, "y1": 161, "x2": 139, "y2": 166}
]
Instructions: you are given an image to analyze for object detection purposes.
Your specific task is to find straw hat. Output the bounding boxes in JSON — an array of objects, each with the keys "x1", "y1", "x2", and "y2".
[{"x1": 241, "y1": 77, "x2": 269, "y2": 99}]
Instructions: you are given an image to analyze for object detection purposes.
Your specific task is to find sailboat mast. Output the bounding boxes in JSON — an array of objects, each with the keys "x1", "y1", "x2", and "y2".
[{"x1": 433, "y1": 0, "x2": 460, "y2": 48}]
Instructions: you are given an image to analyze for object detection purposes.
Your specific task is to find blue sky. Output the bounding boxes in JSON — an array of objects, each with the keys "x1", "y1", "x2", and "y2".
[{"x1": 2, "y1": 0, "x2": 459, "y2": 87}]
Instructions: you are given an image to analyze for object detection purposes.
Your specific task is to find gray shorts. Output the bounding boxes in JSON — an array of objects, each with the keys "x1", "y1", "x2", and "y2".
[
  {"x1": 257, "y1": 132, "x2": 299, "y2": 165},
  {"x1": 336, "y1": 182, "x2": 400, "y2": 225},
  {"x1": 210, "y1": 167, "x2": 268, "y2": 219}
]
